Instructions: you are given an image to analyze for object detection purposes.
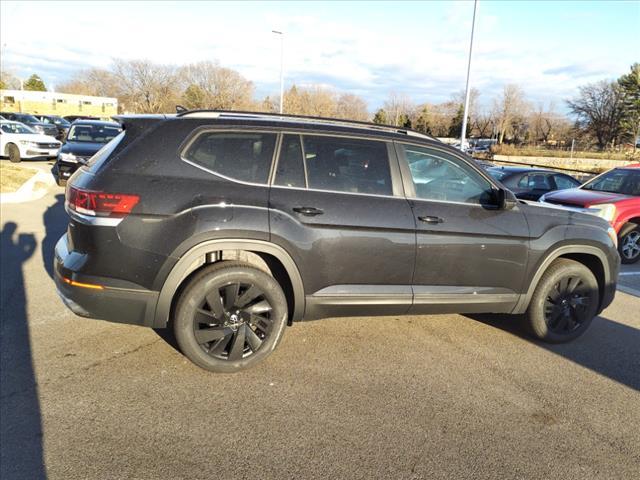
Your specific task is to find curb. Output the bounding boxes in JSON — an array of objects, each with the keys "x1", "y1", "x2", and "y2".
[{"x1": 0, "y1": 169, "x2": 56, "y2": 204}]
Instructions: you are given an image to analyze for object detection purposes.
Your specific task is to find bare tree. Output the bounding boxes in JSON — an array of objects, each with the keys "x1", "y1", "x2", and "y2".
[
  {"x1": 492, "y1": 84, "x2": 528, "y2": 144},
  {"x1": 0, "y1": 70, "x2": 21, "y2": 90},
  {"x1": 112, "y1": 59, "x2": 179, "y2": 113},
  {"x1": 335, "y1": 93, "x2": 368, "y2": 121},
  {"x1": 383, "y1": 93, "x2": 415, "y2": 126},
  {"x1": 179, "y1": 61, "x2": 254, "y2": 110},
  {"x1": 567, "y1": 80, "x2": 626, "y2": 149},
  {"x1": 472, "y1": 111, "x2": 494, "y2": 138},
  {"x1": 57, "y1": 68, "x2": 119, "y2": 98}
]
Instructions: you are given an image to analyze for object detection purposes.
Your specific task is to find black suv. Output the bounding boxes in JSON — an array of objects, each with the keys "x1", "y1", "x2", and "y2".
[
  {"x1": 52, "y1": 120, "x2": 122, "y2": 185},
  {"x1": 54, "y1": 111, "x2": 620, "y2": 372}
]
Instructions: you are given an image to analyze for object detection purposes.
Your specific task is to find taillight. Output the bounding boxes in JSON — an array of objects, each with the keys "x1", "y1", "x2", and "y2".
[{"x1": 67, "y1": 186, "x2": 139, "y2": 217}]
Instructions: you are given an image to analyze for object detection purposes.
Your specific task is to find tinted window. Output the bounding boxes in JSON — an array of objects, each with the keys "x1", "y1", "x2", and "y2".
[
  {"x1": 553, "y1": 174, "x2": 579, "y2": 190},
  {"x1": 275, "y1": 134, "x2": 305, "y2": 188},
  {"x1": 67, "y1": 124, "x2": 122, "y2": 143},
  {"x1": 518, "y1": 173, "x2": 551, "y2": 189},
  {"x1": 184, "y1": 131, "x2": 277, "y2": 184},
  {"x1": 302, "y1": 135, "x2": 392, "y2": 195},
  {"x1": 401, "y1": 144, "x2": 494, "y2": 204}
]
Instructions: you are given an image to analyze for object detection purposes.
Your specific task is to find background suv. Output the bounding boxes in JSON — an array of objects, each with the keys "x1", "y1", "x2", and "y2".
[
  {"x1": 541, "y1": 164, "x2": 640, "y2": 263},
  {"x1": 55, "y1": 111, "x2": 619, "y2": 372},
  {"x1": 0, "y1": 112, "x2": 59, "y2": 137}
]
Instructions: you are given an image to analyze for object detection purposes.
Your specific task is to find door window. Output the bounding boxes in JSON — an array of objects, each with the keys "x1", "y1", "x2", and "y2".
[
  {"x1": 518, "y1": 173, "x2": 551, "y2": 190},
  {"x1": 183, "y1": 131, "x2": 277, "y2": 184},
  {"x1": 553, "y1": 174, "x2": 580, "y2": 190},
  {"x1": 302, "y1": 135, "x2": 392, "y2": 195},
  {"x1": 400, "y1": 144, "x2": 494, "y2": 205},
  {"x1": 274, "y1": 134, "x2": 305, "y2": 188}
]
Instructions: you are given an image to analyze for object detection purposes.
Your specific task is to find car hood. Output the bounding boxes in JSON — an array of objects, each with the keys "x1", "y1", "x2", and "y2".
[
  {"x1": 60, "y1": 141, "x2": 105, "y2": 156},
  {"x1": 544, "y1": 188, "x2": 629, "y2": 207},
  {"x1": 4, "y1": 133, "x2": 60, "y2": 143}
]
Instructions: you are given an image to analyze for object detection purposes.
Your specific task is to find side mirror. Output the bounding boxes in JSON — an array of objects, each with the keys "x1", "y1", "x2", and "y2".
[{"x1": 497, "y1": 188, "x2": 518, "y2": 210}]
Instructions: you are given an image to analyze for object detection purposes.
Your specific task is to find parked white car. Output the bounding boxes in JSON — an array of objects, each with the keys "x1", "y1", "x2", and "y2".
[{"x1": 0, "y1": 120, "x2": 61, "y2": 163}]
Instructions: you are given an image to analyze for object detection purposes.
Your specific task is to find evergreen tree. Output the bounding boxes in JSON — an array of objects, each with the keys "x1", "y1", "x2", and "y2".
[
  {"x1": 372, "y1": 108, "x2": 387, "y2": 124},
  {"x1": 23, "y1": 74, "x2": 46, "y2": 91}
]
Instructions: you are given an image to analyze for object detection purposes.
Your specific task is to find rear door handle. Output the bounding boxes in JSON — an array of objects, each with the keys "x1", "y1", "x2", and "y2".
[
  {"x1": 418, "y1": 215, "x2": 444, "y2": 224},
  {"x1": 293, "y1": 206, "x2": 324, "y2": 216}
]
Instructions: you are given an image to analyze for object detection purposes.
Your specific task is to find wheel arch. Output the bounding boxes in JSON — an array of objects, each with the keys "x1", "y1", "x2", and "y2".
[
  {"x1": 153, "y1": 239, "x2": 305, "y2": 328},
  {"x1": 513, "y1": 245, "x2": 613, "y2": 314}
]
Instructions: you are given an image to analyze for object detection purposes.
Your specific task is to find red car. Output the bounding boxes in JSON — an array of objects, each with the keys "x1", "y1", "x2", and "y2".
[{"x1": 541, "y1": 163, "x2": 640, "y2": 264}]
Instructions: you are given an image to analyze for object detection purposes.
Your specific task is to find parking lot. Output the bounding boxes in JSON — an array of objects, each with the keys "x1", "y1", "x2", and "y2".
[{"x1": 1, "y1": 160, "x2": 639, "y2": 479}]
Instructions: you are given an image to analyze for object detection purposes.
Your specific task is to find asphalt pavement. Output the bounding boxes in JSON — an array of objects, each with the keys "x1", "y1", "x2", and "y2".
[{"x1": 1, "y1": 160, "x2": 639, "y2": 479}]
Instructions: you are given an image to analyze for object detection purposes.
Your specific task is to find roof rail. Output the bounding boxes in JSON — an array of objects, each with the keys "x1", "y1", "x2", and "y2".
[{"x1": 175, "y1": 108, "x2": 438, "y2": 142}]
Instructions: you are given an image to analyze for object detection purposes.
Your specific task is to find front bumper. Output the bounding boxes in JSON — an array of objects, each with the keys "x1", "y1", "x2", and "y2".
[
  {"x1": 23, "y1": 147, "x2": 59, "y2": 158},
  {"x1": 54, "y1": 234, "x2": 159, "y2": 327}
]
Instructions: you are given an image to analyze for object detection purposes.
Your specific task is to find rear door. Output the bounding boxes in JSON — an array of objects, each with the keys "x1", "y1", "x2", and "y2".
[
  {"x1": 269, "y1": 133, "x2": 416, "y2": 319},
  {"x1": 396, "y1": 142, "x2": 530, "y2": 314}
]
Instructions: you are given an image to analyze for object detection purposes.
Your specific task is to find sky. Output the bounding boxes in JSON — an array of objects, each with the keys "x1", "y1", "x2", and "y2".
[{"x1": 1, "y1": 0, "x2": 639, "y2": 112}]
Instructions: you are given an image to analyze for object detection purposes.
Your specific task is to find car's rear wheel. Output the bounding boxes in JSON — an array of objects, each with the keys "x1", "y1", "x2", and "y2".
[
  {"x1": 619, "y1": 223, "x2": 640, "y2": 264},
  {"x1": 6, "y1": 144, "x2": 21, "y2": 163},
  {"x1": 524, "y1": 259, "x2": 599, "y2": 343},
  {"x1": 173, "y1": 261, "x2": 288, "y2": 373}
]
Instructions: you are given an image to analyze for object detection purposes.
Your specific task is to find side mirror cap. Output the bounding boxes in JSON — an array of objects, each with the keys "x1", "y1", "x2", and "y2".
[{"x1": 497, "y1": 188, "x2": 518, "y2": 210}]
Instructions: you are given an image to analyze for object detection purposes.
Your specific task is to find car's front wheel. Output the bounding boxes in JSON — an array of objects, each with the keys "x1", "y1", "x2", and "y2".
[
  {"x1": 173, "y1": 261, "x2": 288, "y2": 373},
  {"x1": 619, "y1": 223, "x2": 640, "y2": 264},
  {"x1": 524, "y1": 259, "x2": 599, "y2": 343},
  {"x1": 6, "y1": 144, "x2": 21, "y2": 163}
]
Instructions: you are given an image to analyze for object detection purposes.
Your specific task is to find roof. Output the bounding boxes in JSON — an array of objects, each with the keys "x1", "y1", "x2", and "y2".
[
  {"x1": 169, "y1": 109, "x2": 440, "y2": 143},
  {"x1": 488, "y1": 165, "x2": 553, "y2": 174},
  {"x1": 622, "y1": 163, "x2": 640, "y2": 168}
]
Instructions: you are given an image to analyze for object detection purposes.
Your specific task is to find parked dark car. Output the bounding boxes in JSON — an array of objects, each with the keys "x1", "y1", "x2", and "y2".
[
  {"x1": 63, "y1": 115, "x2": 100, "y2": 122},
  {"x1": 34, "y1": 114, "x2": 71, "y2": 140},
  {"x1": 487, "y1": 166, "x2": 581, "y2": 201},
  {"x1": 54, "y1": 111, "x2": 619, "y2": 373},
  {"x1": 0, "y1": 112, "x2": 59, "y2": 137},
  {"x1": 52, "y1": 120, "x2": 122, "y2": 185}
]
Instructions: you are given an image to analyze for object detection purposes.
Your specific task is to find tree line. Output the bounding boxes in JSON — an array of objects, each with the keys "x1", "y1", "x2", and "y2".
[{"x1": 1, "y1": 60, "x2": 638, "y2": 150}]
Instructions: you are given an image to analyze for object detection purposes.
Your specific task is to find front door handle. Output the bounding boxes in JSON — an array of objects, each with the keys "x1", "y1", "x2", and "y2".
[
  {"x1": 293, "y1": 206, "x2": 324, "y2": 216},
  {"x1": 418, "y1": 215, "x2": 444, "y2": 224}
]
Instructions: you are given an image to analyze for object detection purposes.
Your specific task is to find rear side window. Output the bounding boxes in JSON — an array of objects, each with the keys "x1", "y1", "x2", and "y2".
[
  {"x1": 302, "y1": 135, "x2": 392, "y2": 195},
  {"x1": 183, "y1": 131, "x2": 277, "y2": 184},
  {"x1": 553, "y1": 174, "x2": 580, "y2": 190}
]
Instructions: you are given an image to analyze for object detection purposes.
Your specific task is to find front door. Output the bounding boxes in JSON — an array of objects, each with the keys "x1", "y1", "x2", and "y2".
[
  {"x1": 269, "y1": 133, "x2": 416, "y2": 319},
  {"x1": 395, "y1": 142, "x2": 530, "y2": 314}
]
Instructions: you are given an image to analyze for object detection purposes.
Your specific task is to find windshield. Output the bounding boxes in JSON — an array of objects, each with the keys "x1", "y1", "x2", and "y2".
[
  {"x1": 66, "y1": 124, "x2": 122, "y2": 143},
  {"x1": 43, "y1": 116, "x2": 70, "y2": 127},
  {"x1": 1, "y1": 122, "x2": 36, "y2": 134},
  {"x1": 487, "y1": 169, "x2": 509, "y2": 181},
  {"x1": 15, "y1": 114, "x2": 40, "y2": 124},
  {"x1": 581, "y1": 169, "x2": 640, "y2": 196}
]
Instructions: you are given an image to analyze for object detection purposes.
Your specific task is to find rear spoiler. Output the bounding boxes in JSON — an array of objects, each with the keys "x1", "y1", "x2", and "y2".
[{"x1": 111, "y1": 114, "x2": 168, "y2": 137}]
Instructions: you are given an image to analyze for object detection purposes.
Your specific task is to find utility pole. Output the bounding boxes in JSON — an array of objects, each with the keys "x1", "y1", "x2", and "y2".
[
  {"x1": 272, "y1": 30, "x2": 284, "y2": 114},
  {"x1": 460, "y1": 0, "x2": 478, "y2": 151}
]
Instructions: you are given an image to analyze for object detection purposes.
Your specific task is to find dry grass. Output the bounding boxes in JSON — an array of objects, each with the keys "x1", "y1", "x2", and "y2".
[
  {"x1": 491, "y1": 144, "x2": 639, "y2": 161},
  {"x1": 0, "y1": 162, "x2": 37, "y2": 193}
]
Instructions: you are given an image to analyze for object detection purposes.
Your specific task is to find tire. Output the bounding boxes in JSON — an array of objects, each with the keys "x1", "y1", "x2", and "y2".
[
  {"x1": 618, "y1": 223, "x2": 640, "y2": 264},
  {"x1": 173, "y1": 261, "x2": 288, "y2": 373},
  {"x1": 7, "y1": 144, "x2": 21, "y2": 163},
  {"x1": 524, "y1": 259, "x2": 599, "y2": 343}
]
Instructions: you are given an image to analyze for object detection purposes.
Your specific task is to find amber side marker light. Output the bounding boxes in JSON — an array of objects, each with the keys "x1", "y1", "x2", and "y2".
[{"x1": 63, "y1": 277, "x2": 104, "y2": 290}]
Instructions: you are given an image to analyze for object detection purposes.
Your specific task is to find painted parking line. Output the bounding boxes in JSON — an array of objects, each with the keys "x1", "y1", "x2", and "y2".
[{"x1": 618, "y1": 271, "x2": 640, "y2": 276}]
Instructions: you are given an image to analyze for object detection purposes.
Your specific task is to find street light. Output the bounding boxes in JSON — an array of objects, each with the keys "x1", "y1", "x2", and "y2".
[
  {"x1": 272, "y1": 30, "x2": 284, "y2": 114},
  {"x1": 460, "y1": 0, "x2": 478, "y2": 151}
]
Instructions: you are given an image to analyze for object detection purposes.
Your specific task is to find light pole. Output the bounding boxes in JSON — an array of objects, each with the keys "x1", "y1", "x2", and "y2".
[
  {"x1": 460, "y1": 0, "x2": 478, "y2": 151},
  {"x1": 272, "y1": 30, "x2": 284, "y2": 114}
]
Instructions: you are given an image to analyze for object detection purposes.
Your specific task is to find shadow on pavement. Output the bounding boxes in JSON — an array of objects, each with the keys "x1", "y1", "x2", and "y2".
[
  {"x1": 0, "y1": 222, "x2": 46, "y2": 478},
  {"x1": 42, "y1": 194, "x2": 66, "y2": 279},
  {"x1": 469, "y1": 313, "x2": 640, "y2": 392}
]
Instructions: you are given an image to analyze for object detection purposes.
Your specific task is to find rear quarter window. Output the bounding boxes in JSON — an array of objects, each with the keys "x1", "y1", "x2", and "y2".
[{"x1": 183, "y1": 131, "x2": 277, "y2": 184}]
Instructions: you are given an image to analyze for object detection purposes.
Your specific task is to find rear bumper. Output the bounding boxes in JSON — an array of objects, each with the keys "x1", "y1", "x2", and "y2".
[{"x1": 54, "y1": 234, "x2": 159, "y2": 327}]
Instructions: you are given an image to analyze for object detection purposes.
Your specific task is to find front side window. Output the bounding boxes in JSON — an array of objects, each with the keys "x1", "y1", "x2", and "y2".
[
  {"x1": 302, "y1": 135, "x2": 392, "y2": 195},
  {"x1": 518, "y1": 173, "x2": 551, "y2": 190},
  {"x1": 183, "y1": 131, "x2": 277, "y2": 184},
  {"x1": 400, "y1": 144, "x2": 494, "y2": 205},
  {"x1": 553, "y1": 174, "x2": 580, "y2": 190}
]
